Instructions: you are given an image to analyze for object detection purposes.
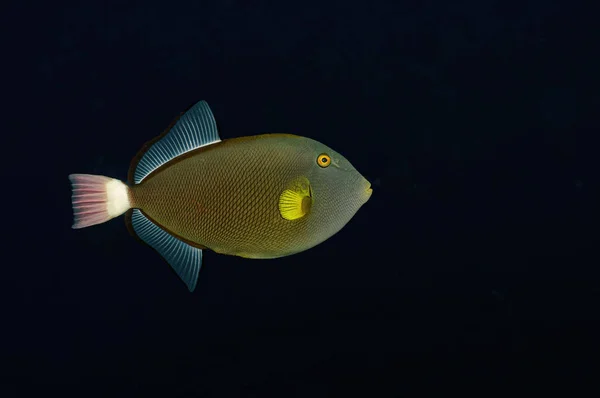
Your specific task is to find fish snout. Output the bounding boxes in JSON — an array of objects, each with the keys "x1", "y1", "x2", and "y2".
[{"x1": 361, "y1": 177, "x2": 373, "y2": 201}]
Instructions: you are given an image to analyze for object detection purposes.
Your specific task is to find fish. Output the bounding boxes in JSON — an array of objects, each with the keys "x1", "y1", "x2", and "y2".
[{"x1": 69, "y1": 100, "x2": 372, "y2": 291}]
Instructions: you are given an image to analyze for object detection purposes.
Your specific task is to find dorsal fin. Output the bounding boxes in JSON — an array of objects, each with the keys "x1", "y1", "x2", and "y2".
[{"x1": 128, "y1": 100, "x2": 221, "y2": 185}]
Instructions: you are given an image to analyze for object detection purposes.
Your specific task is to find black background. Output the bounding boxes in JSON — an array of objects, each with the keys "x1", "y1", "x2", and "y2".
[{"x1": 3, "y1": 0, "x2": 600, "y2": 396}]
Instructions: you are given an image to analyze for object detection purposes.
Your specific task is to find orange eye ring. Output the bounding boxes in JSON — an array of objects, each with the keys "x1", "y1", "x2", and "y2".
[{"x1": 317, "y1": 153, "x2": 331, "y2": 168}]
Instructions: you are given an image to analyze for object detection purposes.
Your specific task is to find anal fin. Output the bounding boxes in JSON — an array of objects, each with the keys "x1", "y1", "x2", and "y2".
[{"x1": 131, "y1": 209, "x2": 202, "y2": 292}]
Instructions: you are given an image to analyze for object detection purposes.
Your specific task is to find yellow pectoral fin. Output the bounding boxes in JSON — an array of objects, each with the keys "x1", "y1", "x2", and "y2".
[{"x1": 278, "y1": 177, "x2": 312, "y2": 221}]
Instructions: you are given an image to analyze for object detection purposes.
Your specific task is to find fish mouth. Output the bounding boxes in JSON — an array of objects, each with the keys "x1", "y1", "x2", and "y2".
[
  {"x1": 356, "y1": 176, "x2": 372, "y2": 202},
  {"x1": 364, "y1": 181, "x2": 373, "y2": 198}
]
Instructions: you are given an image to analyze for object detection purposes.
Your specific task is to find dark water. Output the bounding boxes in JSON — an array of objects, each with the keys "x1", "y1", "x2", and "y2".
[{"x1": 4, "y1": 0, "x2": 599, "y2": 395}]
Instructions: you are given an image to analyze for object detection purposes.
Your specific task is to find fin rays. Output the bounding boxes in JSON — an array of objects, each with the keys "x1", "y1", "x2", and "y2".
[
  {"x1": 133, "y1": 101, "x2": 221, "y2": 184},
  {"x1": 131, "y1": 209, "x2": 202, "y2": 292}
]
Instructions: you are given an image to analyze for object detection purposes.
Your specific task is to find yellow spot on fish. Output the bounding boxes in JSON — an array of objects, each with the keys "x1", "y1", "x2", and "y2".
[{"x1": 278, "y1": 176, "x2": 312, "y2": 220}]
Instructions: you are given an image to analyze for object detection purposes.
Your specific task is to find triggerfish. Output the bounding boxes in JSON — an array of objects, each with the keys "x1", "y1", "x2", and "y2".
[{"x1": 69, "y1": 101, "x2": 372, "y2": 291}]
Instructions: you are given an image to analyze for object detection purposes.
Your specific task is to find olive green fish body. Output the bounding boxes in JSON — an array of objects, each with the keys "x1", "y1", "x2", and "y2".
[{"x1": 133, "y1": 134, "x2": 319, "y2": 258}]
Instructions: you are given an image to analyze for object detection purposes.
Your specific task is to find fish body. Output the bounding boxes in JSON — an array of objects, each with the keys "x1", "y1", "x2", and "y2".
[{"x1": 69, "y1": 101, "x2": 372, "y2": 291}]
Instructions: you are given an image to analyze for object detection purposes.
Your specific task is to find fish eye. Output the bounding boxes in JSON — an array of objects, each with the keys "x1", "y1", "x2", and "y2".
[{"x1": 317, "y1": 153, "x2": 331, "y2": 168}]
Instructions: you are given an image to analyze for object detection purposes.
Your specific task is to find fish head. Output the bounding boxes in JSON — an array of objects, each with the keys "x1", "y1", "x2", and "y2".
[{"x1": 301, "y1": 137, "x2": 372, "y2": 232}]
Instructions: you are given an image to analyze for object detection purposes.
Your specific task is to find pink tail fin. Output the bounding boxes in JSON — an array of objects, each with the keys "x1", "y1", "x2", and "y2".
[{"x1": 69, "y1": 174, "x2": 132, "y2": 229}]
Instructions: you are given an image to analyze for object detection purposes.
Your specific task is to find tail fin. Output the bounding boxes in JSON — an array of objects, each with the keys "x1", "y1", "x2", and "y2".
[{"x1": 68, "y1": 174, "x2": 132, "y2": 229}]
